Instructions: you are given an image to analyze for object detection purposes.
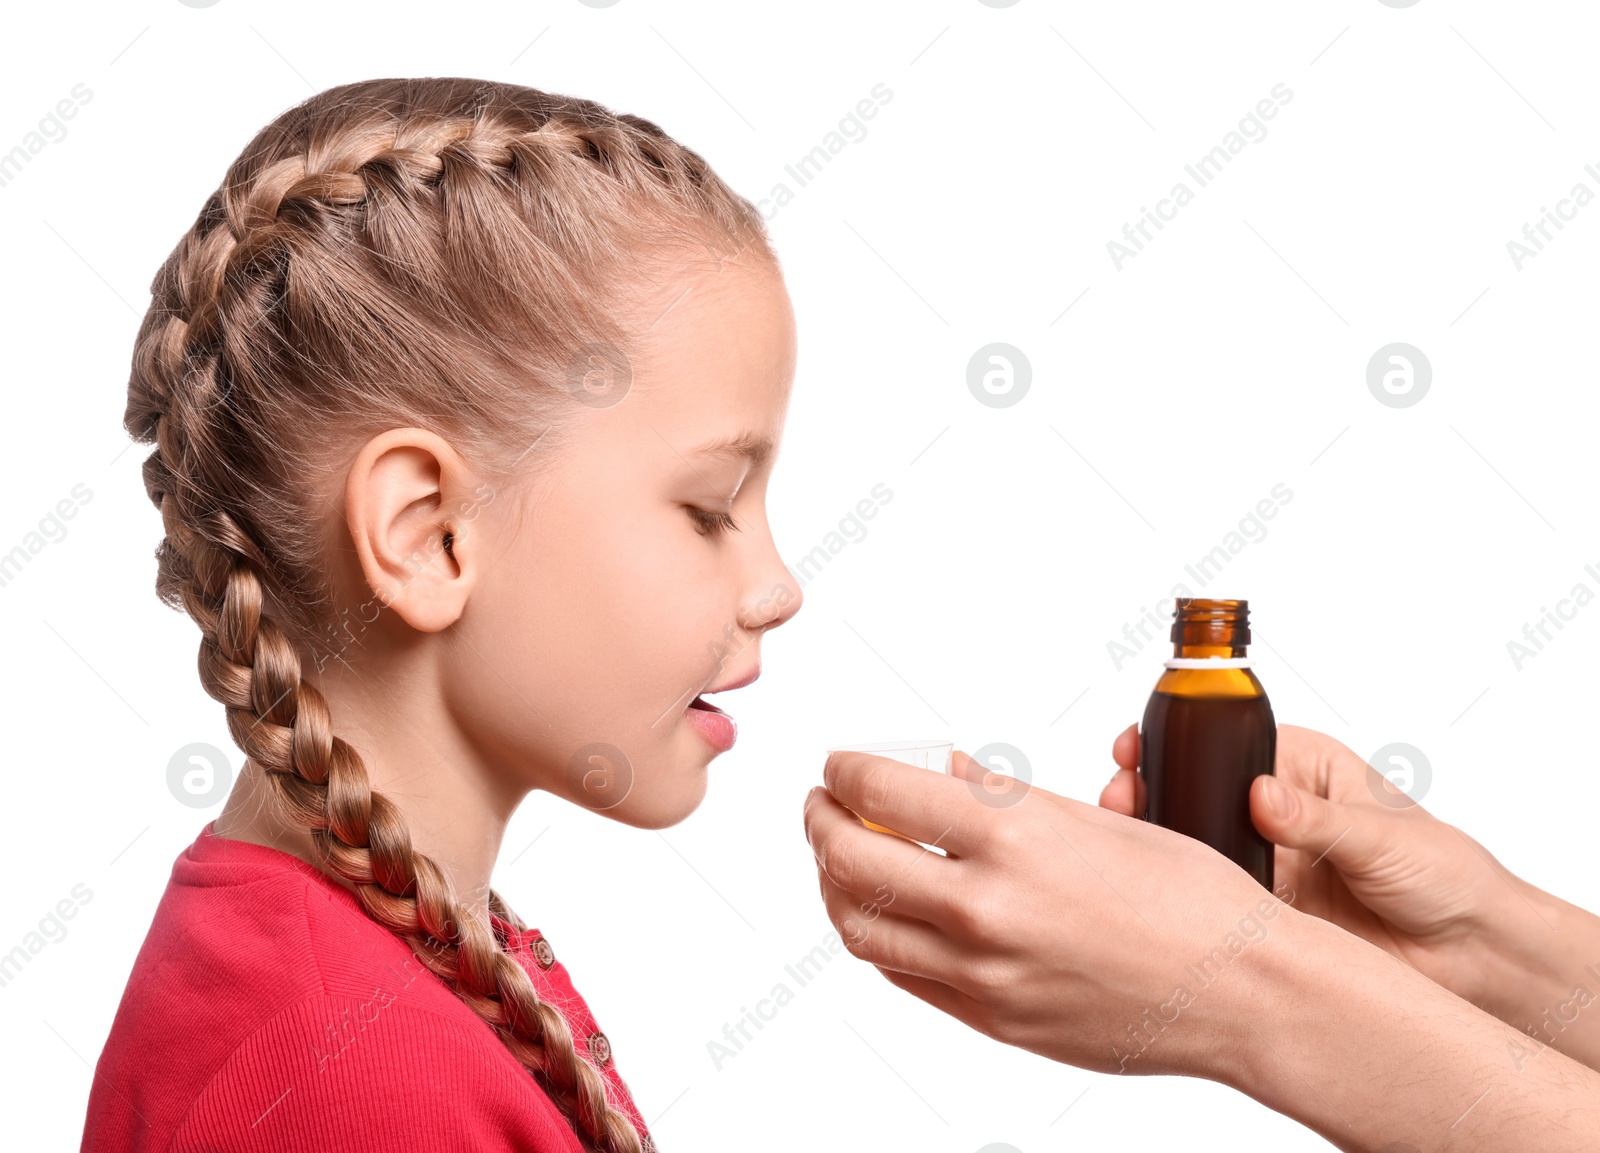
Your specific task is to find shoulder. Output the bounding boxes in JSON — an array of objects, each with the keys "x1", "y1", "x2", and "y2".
[
  {"x1": 86, "y1": 827, "x2": 637, "y2": 1152},
  {"x1": 166, "y1": 989, "x2": 585, "y2": 1153},
  {"x1": 87, "y1": 836, "x2": 567, "y2": 1152}
]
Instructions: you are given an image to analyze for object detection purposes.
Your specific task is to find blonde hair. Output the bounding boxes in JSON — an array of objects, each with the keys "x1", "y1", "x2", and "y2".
[{"x1": 125, "y1": 76, "x2": 775, "y2": 1153}]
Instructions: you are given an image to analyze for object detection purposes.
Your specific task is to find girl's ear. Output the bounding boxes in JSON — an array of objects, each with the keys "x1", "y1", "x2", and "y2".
[{"x1": 343, "y1": 427, "x2": 481, "y2": 633}]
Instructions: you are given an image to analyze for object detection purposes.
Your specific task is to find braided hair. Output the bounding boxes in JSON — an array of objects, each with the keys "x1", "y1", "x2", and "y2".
[{"x1": 124, "y1": 77, "x2": 773, "y2": 1153}]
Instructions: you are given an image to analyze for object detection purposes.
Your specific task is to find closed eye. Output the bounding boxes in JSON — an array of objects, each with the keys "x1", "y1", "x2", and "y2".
[{"x1": 687, "y1": 505, "x2": 740, "y2": 537}]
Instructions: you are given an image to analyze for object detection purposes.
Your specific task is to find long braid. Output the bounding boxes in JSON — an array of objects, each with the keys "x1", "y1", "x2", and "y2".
[{"x1": 125, "y1": 77, "x2": 768, "y2": 1153}]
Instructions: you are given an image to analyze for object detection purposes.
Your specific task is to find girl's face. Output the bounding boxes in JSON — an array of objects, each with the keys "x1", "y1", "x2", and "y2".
[{"x1": 448, "y1": 254, "x2": 803, "y2": 828}]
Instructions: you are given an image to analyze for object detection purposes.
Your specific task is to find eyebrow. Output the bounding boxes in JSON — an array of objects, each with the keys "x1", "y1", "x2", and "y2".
[{"x1": 688, "y1": 430, "x2": 775, "y2": 469}]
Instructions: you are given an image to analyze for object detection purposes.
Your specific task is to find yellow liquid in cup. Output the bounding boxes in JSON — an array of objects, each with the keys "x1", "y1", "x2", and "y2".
[{"x1": 856, "y1": 814, "x2": 920, "y2": 843}]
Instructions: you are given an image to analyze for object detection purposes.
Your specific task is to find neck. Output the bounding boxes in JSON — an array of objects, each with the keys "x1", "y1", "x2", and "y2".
[{"x1": 212, "y1": 658, "x2": 524, "y2": 928}]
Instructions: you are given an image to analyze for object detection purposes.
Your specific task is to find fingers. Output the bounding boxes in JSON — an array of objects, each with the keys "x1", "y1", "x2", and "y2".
[
  {"x1": 1273, "y1": 724, "x2": 1361, "y2": 800},
  {"x1": 823, "y1": 749, "x2": 987, "y2": 858},
  {"x1": 806, "y1": 793, "x2": 985, "y2": 992},
  {"x1": 947, "y1": 748, "x2": 1041, "y2": 820},
  {"x1": 954, "y1": 737, "x2": 1144, "y2": 822},
  {"x1": 1275, "y1": 724, "x2": 1429, "y2": 812},
  {"x1": 814, "y1": 857, "x2": 969, "y2": 985},
  {"x1": 1097, "y1": 723, "x2": 1146, "y2": 818},
  {"x1": 1099, "y1": 768, "x2": 1144, "y2": 818},
  {"x1": 1111, "y1": 723, "x2": 1139, "y2": 773},
  {"x1": 804, "y1": 784, "x2": 963, "y2": 930},
  {"x1": 1249, "y1": 771, "x2": 1407, "y2": 875},
  {"x1": 873, "y1": 962, "x2": 990, "y2": 1030},
  {"x1": 947, "y1": 748, "x2": 980, "y2": 783}
]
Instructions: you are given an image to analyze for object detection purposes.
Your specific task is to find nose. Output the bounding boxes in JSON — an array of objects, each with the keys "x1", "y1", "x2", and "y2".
[
  {"x1": 736, "y1": 501, "x2": 805, "y2": 633},
  {"x1": 741, "y1": 571, "x2": 802, "y2": 633}
]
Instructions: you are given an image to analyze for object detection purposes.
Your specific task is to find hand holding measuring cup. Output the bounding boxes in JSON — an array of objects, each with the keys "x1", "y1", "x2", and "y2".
[
  {"x1": 803, "y1": 737, "x2": 1310, "y2": 1077},
  {"x1": 823, "y1": 739, "x2": 953, "y2": 845},
  {"x1": 823, "y1": 739, "x2": 1035, "y2": 851}
]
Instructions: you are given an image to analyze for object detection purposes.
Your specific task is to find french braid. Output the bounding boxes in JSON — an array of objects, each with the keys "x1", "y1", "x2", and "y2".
[{"x1": 126, "y1": 77, "x2": 773, "y2": 1153}]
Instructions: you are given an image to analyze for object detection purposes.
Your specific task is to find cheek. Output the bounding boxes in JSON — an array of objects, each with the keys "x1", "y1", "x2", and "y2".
[
  {"x1": 452, "y1": 467, "x2": 748, "y2": 787},
  {"x1": 579, "y1": 511, "x2": 723, "y2": 656},
  {"x1": 480, "y1": 502, "x2": 725, "y2": 721}
]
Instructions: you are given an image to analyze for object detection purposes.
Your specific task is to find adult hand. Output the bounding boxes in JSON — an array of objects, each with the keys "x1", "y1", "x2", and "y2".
[
  {"x1": 1100, "y1": 721, "x2": 1528, "y2": 1016},
  {"x1": 803, "y1": 749, "x2": 1304, "y2": 1079}
]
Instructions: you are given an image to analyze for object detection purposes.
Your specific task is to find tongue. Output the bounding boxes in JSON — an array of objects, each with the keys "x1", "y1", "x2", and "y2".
[{"x1": 690, "y1": 695, "x2": 725, "y2": 714}]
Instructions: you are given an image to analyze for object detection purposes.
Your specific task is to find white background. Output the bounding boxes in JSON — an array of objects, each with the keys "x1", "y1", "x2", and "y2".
[{"x1": 3, "y1": 1, "x2": 1597, "y2": 1149}]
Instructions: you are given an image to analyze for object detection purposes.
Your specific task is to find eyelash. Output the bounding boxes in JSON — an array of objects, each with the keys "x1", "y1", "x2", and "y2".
[{"x1": 688, "y1": 506, "x2": 740, "y2": 537}]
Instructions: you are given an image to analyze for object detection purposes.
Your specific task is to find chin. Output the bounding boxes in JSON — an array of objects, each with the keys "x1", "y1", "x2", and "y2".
[
  {"x1": 604, "y1": 796, "x2": 703, "y2": 830},
  {"x1": 597, "y1": 767, "x2": 709, "y2": 831}
]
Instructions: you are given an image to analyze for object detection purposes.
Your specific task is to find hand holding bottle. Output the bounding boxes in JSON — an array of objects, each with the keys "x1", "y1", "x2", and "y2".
[
  {"x1": 810, "y1": 737, "x2": 1600, "y2": 1147},
  {"x1": 1101, "y1": 720, "x2": 1552, "y2": 1024}
]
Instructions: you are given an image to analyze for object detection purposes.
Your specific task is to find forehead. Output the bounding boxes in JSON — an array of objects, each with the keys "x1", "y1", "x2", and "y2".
[{"x1": 620, "y1": 253, "x2": 796, "y2": 446}]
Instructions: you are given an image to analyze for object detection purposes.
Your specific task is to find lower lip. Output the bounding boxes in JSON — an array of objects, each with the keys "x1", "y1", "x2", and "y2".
[{"x1": 685, "y1": 697, "x2": 737, "y2": 752}]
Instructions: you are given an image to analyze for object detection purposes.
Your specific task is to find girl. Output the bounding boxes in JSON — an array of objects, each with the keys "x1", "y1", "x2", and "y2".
[{"x1": 83, "y1": 76, "x2": 801, "y2": 1152}]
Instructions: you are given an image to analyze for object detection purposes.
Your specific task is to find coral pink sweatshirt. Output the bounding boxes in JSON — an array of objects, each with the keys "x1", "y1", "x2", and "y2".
[{"x1": 80, "y1": 821, "x2": 654, "y2": 1152}]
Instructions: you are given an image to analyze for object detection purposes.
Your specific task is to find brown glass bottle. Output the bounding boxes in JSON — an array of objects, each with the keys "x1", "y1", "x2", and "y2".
[{"x1": 1139, "y1": 599, "x2": 1276, "y2": 889}]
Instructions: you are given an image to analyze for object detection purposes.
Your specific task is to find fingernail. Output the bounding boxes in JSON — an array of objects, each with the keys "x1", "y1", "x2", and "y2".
[{"x1": 1263, "y1": 775, "x2": 1297, "y2": 820}]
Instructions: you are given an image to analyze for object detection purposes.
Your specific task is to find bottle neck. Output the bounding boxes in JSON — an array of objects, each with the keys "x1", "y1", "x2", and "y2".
[
  {"x1": 1170, "y1": 598, "x2": 1251, "y2": 657},
  {"x1": 1174, "y1": 643, "x2": 1248, "y2": 659}
]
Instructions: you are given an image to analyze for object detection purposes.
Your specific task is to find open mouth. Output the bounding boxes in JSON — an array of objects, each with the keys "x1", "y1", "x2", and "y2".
[{"x1": 684, "y1": 691, "x2": 737, "y2": 751}]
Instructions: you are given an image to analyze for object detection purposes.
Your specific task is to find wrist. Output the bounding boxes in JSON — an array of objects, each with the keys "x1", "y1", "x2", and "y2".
[
  {"x1": 1206, "y1": 901, "x2": 1345, "y2": 1091},
  {"x1": 1217, "y1": 904, "x2": 1600, "y2": 1147},
  {"x1": 1473, "y1": 874, "x2": 1600, "y2": 1033},
  {"x1": 1167, "y1": 894, "x2": 1331, "y2": 1087},
  {"x1": 1467, "y1": 871, "x2": 1565, "y2": 1010}
]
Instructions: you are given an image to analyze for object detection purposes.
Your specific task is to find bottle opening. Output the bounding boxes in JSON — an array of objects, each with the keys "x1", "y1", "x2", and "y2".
[{"x1": 1171, "y1": 597, "x2": 1250, "y2": 657}]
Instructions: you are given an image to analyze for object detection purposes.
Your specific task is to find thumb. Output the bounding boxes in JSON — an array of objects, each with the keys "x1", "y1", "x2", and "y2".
[
  {"x1": 951, "y1": 748, "x2": 1037, "y2": 807},
  {"x1": 1251, "y1": 773, "x2": 1389, "y2": 874}
]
